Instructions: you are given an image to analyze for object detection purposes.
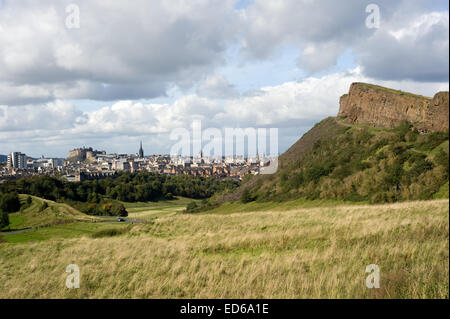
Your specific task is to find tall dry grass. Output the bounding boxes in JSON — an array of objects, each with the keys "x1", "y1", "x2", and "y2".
[{"x1": 0, "y1": 200, "x2": 448, "y2": 298}]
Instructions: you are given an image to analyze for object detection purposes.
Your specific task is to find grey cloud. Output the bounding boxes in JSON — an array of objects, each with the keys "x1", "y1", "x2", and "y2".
[
  {"x1": 196, "y1": 74, "x2": 240, "y2": 99},
  {"x1": 240, "y1": 0, "x2": 448, "y2": 80},
  {"x1": 239, "y1": 0, "x2": 399, "y2": 68},
  {"x1": 0, "y1": 0, "x2": 447, "y2": 107},
  {"x1": 357, "y1": 12, "x2": 449, "y2": 82},
  {"x1": 0, "y1": 0, "x2": 238, "y2": 104}
]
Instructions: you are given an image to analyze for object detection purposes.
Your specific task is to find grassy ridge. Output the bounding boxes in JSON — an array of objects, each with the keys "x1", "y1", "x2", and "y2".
[
  {"x1": 0, "y1": 199, "x2": 448, "y2": 298},
  {"x1": 2, "y1": 195, "x2": 95, "y2": 231}
]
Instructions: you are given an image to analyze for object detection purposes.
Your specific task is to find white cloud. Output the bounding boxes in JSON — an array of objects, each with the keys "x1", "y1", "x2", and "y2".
[
  {"x1": 1, "y1": 68, "x2": 447, "y2": 156},
  {"x1": 0, "y1": 100, "x2": 85, "y2": 132}
]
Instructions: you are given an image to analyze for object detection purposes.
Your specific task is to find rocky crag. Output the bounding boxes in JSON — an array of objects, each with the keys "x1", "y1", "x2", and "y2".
[{"x1": 338, "y1": 83, "x2": 449, "y2": 132}]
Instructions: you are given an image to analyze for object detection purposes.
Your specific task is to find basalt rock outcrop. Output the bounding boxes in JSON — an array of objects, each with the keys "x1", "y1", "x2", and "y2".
[{"x1": 338, "y1": 83, "x2": 449, "y2": 132}]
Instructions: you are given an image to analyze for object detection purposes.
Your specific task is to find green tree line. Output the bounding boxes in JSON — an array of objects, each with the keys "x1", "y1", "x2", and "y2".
[{"x1": 0, "y1": 172, "x2": 239, "y2": 216}]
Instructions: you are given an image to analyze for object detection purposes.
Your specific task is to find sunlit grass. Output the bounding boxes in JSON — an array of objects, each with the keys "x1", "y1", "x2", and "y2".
[{"x1": 0, "y1": 199, "x2": 447, "y2": 299}]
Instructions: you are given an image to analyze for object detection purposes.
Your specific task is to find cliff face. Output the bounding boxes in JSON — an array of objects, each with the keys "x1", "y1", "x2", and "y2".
[{"x1": 338, "y1": 83, "x2": 449, "y2": 132}]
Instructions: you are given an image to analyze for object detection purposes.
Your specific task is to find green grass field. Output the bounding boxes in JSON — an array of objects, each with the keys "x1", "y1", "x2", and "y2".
[
  {"x1": 123, "y1": 196, "x2": 200, "y2": 220},
  {"x1": 201, "y1": 198, "x2": 366, "y2": 215},
  {"x1": 0, "y1": 199, "x2": 448, "y2": 298},
  {"x1": 1, "y1": 222, "x2": 130, "y2": 244}
]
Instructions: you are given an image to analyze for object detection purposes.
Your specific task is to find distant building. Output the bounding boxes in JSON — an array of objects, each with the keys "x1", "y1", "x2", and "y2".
[
  {"x1": 67, "y1": 147, "x2": 106, "y2": 163},
  {"x1": 7, "y1": 152, "x2": 26, "y2": 170},
  {"x1": 138, "y1": 142, "x2": 144, "y2": 158},
  {"x1": 33, "y1": 158, "x2": 54, "y2": 169},
  {"x1": 113, "y1": 159, "x2": 130, "y2": 171}
]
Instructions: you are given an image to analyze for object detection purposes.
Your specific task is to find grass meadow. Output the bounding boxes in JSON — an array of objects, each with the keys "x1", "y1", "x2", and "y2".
[{"x1": 0, "y1": 199, "x2": 448, "y2": 299}]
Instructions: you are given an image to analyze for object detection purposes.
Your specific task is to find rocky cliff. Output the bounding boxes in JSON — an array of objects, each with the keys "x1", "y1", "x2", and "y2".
[{"x1": 338, "y1": 83, "x2": 449, "y2": 132}]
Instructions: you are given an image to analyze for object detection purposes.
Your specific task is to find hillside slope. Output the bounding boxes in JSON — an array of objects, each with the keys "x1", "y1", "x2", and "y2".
[
  {"x1": 208, "y1": 83, "x2": 449, "y2": 209},
  {"x1": 3, "y1": 195, "x2": 95, "y2": 230},
  {"x1": 250, "y1": 119, "x2": 448, "y2": 203},
  {"x1": 215, "y1": 117, "x2": 345, "y2": 203}
]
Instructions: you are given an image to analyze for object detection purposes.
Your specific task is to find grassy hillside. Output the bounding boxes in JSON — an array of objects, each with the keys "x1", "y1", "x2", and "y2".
[
  {"x1": 211, "y1": 118, "x2": 449, "y2": 210},
  {"x1": 216, "y1": 117, "x2": 345, "y2": 203},
  {"x1": 2, "y1": 195, "x2": 95, "y2": 231},
  {"x1": 0, "y1": 199, "x2": 447, "y2": 298}
]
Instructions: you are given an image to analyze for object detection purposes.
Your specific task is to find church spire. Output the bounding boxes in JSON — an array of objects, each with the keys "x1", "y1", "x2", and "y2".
[{"x1": 139, "y1": 141, "x2": 144, "y2": 158}]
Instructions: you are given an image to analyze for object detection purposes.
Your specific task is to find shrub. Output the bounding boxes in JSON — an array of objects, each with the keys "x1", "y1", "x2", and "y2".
[
  {"x1": 91, "y1": 227, "x2": 128, "y2": 238},
  {"x1": 407, "y1": 158, "x2": 434, "y2": 178},
  {"x1": 415, "y1": 132, "x2": 449, "y2": 151},
  {"x1": 241, "y1": 189, "x2": 255, "y2": 203},
  {"x1": 288, "y1": 172, "x2": 304, "y2": 189},
  {"x1": 100, "y1": 202, "x2": 128, "y2": 217},
  {"x1": 111, "y1": 203, "x2": 128, "y2": 217},
  {"x1": 39, "y1": 201, "x2": 49, "y2": 212},
  {"x1": 405, "y1": 129, "x2": 419, "y2": 143},
  {"x1": 165, "y1": 193, "x2": 175, "y2": 200},
  {"x1": 434, "y1": 149, "x2": 449, "y2": 177},
  {"x1": 0, "y1": 193, "x2": 21, "y2": 213},
  {"x1": 0, "y1": 209, "x2": 9, "y2": 229},
  {"x1": 185, "y1": 201, "x2": 198, "y2": 213}
]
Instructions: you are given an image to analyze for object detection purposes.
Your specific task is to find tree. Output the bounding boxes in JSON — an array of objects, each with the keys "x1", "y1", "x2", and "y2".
[
  {"x1": 111, "y1": 203, "x2": 128, "y2": 217},
  {"x1": 0, "y1": 193, "x2": 21, "y2": 213},
  {"x1": 0, "y1": 209, "x2": 9, "y2": 229}
]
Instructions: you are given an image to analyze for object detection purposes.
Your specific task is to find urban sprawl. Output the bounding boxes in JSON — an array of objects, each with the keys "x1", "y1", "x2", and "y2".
[{"x1": 1, "y1": 143, "x2": 274, "y2": 182}]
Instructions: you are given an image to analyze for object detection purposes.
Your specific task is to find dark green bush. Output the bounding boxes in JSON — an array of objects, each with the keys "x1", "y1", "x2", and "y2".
[
  {"x1": 0, "y1": 209, "x2": 9, "y2": 229},
  {"x1": 241, "y1": 189, "x2": 256, "y2": 203},
  {"x1": 91, "y1": 227, "x2": 128, "y2": 238},
  {"x1": 0, "y1": 193, "x2": 21, "y2": 213},
  {"x1": 39, "y1": 201, "x2": 49, "y2": 212},
  {"x1": 434, "y1": 149, "x2": 449, "y2": 177},
  {"x1": 186, "y1": 201, "x2": 198, "y2": 213},
  {"x1": 415, "y1": 132, "x2": 449, "y2": 151}
]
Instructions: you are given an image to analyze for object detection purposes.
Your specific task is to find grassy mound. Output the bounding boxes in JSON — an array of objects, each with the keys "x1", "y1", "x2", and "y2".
[{"x1": 3, "y1": 195, "x2": 95, "y2": 231}]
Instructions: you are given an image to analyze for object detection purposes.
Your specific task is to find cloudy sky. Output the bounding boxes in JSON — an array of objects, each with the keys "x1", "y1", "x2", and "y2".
[{"x1": 0, "y1": 0, "x2": 448, "y2": 158}]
